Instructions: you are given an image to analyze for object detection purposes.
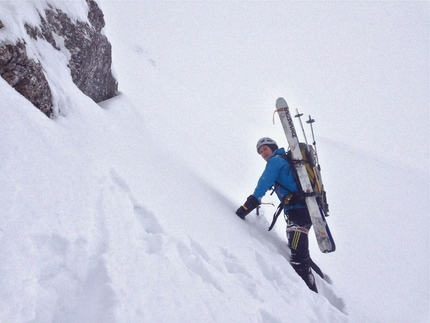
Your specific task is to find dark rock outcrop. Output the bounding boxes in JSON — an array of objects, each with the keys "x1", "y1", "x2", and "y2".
[
  {"x1": 0, "y1": 42, "x2": 53, "y2": 116},
  {"x1": 0, "y1": 0, "x2": 118, "y2": 117}
]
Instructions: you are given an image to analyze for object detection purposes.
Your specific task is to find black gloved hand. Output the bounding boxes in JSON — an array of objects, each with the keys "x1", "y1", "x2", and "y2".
[
  {"x1": 283, "y1": 193, "x2": 304, "y2": 206},
  {"x1": 236, "y1": 195, "x2": 260, "y2": 219}
]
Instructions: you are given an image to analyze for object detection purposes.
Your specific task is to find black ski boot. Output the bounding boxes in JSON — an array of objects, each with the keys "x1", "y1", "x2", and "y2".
[{"x1": 292, "y1": 262, "x2": 318, "y2": 293}]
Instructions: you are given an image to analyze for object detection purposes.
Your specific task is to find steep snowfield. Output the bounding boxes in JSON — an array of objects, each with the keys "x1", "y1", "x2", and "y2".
[
  {"x1": 0, "y1": 1, "x2": 428, "y2": 322},
  {"x1": 0, "y1": 82, "x2": 348, "y2": 322}
]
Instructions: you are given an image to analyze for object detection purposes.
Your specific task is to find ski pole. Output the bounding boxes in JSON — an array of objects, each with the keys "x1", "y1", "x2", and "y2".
[
  {"x1": 306, "y1": 115, "x2": 320, "y2": 170},
  {"x1": 295, "y1": 109, "x2": 309, "y2": 148}
]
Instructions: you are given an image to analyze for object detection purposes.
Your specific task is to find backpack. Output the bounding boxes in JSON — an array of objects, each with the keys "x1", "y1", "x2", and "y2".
[
  {"x1": 268, "y1": 143, "x2": 329, "y2": 231},
  {"x1": 285, "y1": 142, "x2": 329, "y2": 215}
]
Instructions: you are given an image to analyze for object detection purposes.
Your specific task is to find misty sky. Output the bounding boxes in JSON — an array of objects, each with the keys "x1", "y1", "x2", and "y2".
[{"x1": 101, "y1": 1, "x2": 429, "y2": 176}]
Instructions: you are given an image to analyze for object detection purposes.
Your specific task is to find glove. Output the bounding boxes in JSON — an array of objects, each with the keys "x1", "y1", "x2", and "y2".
[
  {"x1": 283, "y1": 193, "x2": 304, "y2": 206},
  {"x1": 236, "y1": 195, "x2": 260, "y2": 219}
]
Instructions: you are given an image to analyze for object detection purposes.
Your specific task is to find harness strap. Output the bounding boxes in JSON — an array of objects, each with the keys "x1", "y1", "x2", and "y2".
[{"x1": 286, "y1": 226, "x2": 309, "y2": 235}]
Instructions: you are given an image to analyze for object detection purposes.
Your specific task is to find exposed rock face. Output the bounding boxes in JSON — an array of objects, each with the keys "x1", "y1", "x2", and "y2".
[
  {"x1": 0, "y1": 0, "x2": 118, "y2": 117},
  {"x1": 0, "y1": 42, "x2": 53, "y2": 116}
]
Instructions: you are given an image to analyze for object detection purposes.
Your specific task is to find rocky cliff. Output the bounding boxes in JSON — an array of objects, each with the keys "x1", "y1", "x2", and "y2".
[{"x1": 0, "y1": 0, "x2": 117, "y2": 117}]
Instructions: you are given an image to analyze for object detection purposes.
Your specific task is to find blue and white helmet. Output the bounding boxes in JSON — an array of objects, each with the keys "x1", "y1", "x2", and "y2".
[{"x1": 256, "y1": 137, "x2": 278, "y2": 153}]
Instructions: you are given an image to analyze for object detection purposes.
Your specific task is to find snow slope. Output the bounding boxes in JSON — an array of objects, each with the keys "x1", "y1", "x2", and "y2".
[
  {"x1": 0, "y1": 1, "x2": 428, "y2": 322},
  {"x1": 0, "y1": 80, "x2": 349, "y2": 322}
]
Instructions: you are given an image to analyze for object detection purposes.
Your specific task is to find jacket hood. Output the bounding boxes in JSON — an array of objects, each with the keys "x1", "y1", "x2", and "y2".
[{"x1": 270, "y1": 147, "x2": 286, "y2": 158}]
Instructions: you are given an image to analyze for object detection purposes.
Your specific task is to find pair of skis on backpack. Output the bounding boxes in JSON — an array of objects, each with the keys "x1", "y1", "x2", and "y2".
[{"x1": 274, "y1": 97, "x2": 336, "y2": 253}]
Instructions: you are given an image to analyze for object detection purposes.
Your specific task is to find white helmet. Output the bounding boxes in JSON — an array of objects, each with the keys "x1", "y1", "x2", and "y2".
[{"x1": 256, "y1": 137, "x2": 278, "y2": 153}]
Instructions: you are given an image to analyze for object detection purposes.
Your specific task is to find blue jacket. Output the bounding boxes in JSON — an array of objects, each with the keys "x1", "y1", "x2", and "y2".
[{"x1": 252, "y1": 148, "x2": 305, "y2": 211}]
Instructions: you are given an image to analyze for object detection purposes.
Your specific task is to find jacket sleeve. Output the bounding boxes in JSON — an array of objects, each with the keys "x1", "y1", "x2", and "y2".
[{"x1": 252, "y1": 157, "x2": 285, "y2": 200}]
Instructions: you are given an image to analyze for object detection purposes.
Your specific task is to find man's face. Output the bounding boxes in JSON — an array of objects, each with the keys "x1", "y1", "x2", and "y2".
[{"x1": 258, "y1": 145, "x2": 273, "y2": 162}]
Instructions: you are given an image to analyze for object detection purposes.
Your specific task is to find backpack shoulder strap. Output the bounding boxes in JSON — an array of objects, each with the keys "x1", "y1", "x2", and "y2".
[{"x1": 277, "y1": 152, "x2": 304, "y2": 195}]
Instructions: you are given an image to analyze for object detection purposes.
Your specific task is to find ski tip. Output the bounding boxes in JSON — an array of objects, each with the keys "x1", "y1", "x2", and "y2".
[{"x1": 276, "y1": 97, "x2": 288, "y2": 109}]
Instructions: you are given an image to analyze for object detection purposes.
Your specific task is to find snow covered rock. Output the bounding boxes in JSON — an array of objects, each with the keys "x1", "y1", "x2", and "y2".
[{"x1": 0, "y1": 0, "x2": 117, "y2": 117}]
